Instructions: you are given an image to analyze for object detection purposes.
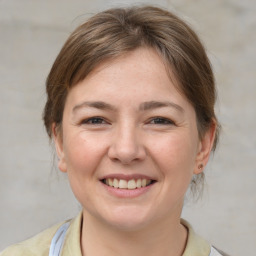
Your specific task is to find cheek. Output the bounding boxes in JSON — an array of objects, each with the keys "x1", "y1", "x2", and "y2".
[
  {"x1": 63, "y1": 133, "x2": 106, "y2": 177},
  {"x1": 151, "y1": 132, "x2": 198, "y2": 177},
  {"x1": 62, "y1": 134, "x2": 105, "y2": 204}
]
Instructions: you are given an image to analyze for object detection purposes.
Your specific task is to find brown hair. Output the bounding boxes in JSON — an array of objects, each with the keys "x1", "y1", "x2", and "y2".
[{"x1": 43, "y1": 6, "x2": 220, "y2": 188}]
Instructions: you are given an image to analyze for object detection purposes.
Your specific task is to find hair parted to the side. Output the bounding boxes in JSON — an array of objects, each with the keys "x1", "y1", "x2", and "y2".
[{"x1": 43, "y1": 5, "x2": 220, "y2": 196}]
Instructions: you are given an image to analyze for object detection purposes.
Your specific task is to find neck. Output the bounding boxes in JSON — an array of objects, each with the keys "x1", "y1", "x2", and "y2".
[{"x1": 81, "y1": 210, "x2": 188, "y2": 256}]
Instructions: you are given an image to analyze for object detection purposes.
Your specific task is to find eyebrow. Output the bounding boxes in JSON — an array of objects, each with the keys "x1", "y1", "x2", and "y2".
[
  {"x1": 72, "y1": 100, "x2": 184, "y2": 113},
  {"x1": 73, "y1": 101, "x2": 116, "y2": 113},
  {"x1": 139, "y1": 101, "x2": 184, "y2": 113}
]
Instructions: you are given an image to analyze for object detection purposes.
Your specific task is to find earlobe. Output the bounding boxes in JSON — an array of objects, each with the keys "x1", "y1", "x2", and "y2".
[
  {"x1": 194, "y1": 121, "x2": 216, "y2": 174},
  {"x1": 52, "y1": 123, "x2": 67, "y2": 173}
]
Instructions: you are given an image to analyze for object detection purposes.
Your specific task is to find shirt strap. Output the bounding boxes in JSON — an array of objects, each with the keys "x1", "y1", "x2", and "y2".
[
  {"x1": 49, "y1": 222, "x2": 70, "y2": 256},
  {"x1": 49, "y1": 223, "x2": 224, "y2": 256},
  {"x1": 210, "y1": 246, "x2": 223, "y2": 256}
]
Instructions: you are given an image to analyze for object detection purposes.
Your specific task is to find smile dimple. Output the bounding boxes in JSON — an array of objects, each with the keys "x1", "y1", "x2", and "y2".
[{"x1": 102, "y1": 178, "x2": 154, "y2": 189}]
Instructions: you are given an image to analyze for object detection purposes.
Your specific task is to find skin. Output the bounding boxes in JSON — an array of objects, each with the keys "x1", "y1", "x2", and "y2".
[{"x1": 53, "y1": 47, "x2": 216, "y2": 256}]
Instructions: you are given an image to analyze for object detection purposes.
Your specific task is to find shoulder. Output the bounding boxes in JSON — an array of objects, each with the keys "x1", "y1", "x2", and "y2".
[
  {"x1": 211, "y1": 246, "x2": 231, "y2": 256},
  {"x1": 181, "y1": 219, "x2": 231, "y2": 256},
  {"x1": 0, "y1": 222, "x2": 65, "y2": 256}
]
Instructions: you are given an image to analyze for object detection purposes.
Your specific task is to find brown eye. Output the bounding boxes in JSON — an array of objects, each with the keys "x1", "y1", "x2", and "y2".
[
  {"x1": 82, "y1": 117, "x2": 106, "y2": 124},
  {"x1": 149, "y1": 117, "x2": 174, "y2": 125}
]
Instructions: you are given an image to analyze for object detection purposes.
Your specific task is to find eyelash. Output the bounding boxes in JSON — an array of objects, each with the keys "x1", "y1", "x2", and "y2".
[
  {"x1": 80, "y1": 116, "x2": 175, "y2": 126},
  {"x1": 81, "y1": 117, "x2": 107, "y2": 125},
  {"x1": 148, "y1": 117, "x2": 175, "y2": 125}
]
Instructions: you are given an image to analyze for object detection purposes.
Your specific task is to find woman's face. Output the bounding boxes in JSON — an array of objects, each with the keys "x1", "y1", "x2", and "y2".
[{"x1": 54, "y1": 48, "x2": 213, "y2": 231}]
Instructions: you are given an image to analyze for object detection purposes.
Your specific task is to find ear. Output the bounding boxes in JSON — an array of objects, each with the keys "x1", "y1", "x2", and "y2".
[
  {"x1": 194, "y1": 121, "x2": 216, "y2": 174},
  {"x1": 52, "y1": 123, "x2": 67, "y2": 173}
]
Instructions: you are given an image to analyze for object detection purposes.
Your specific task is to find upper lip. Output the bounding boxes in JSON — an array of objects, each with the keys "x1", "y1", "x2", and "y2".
[{"x1": 99, "y1": 173, "x2": 157, "y2": 181}]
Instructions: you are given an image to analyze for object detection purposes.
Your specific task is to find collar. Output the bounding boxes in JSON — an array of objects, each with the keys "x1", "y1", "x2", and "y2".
[
  {"x1": 61, "y1": 212, "x2": 83, "y2": 256},
  {"x1": 60, "y1": 213, "x2": 211, "y2": 256},
  {"x1": 181, "y1": 219, "x2": 211, "y2": 256}
]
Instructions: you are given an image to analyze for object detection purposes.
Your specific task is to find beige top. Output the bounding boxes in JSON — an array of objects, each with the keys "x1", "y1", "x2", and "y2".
[{"x1": 0, "y1": 213, "x2": 211, "y2": 256}]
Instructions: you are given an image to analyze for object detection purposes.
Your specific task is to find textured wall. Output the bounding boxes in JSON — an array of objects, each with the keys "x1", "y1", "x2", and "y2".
[{"x1": 0, "y1": 1, "x2": 255, "y2": 255}]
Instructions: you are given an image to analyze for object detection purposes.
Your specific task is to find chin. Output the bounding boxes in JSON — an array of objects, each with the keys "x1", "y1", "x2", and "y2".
[{"x1": 99, "y1": 205, "x2": 153, "y2": 232}]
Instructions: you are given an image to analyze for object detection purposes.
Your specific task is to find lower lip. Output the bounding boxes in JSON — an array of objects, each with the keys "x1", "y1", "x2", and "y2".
[{"x1": 101, "y1": 182, "x2": 155, "y2": 198}]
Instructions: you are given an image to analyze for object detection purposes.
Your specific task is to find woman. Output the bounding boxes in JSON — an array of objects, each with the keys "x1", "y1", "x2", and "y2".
[{"x1": 1, "y1": 6, "x2": 229, "y2": 256}]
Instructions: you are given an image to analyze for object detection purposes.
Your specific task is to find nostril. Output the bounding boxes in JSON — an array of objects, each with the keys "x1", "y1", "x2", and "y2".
[
  {"x1": 107, "y1": 135, "x2": 146, "y2": 164},
  {"x1": 108, "y1": 151, "x2": 146, "y2": 165}
]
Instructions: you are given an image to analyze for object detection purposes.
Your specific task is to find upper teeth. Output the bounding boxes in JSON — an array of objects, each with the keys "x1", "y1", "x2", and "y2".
[{"x1": 104, "y1": 178, "x2": 152, "y2": 189}]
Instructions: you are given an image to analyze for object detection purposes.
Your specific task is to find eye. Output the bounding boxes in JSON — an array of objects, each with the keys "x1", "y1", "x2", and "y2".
[
  {"x1": 81, "y1": 117, "x2": 107, "y2": 125},
  {"x1": 149, "y1": 117, "x2": 175, "y2": 125}
]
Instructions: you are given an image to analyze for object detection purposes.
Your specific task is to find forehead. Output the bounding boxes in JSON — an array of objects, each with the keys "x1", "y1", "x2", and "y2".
[
  {"x1": 71, "y1": 47, "x2": 181, "y2": 90},
  {"x1": 76, "y1": 47, "x2": 180, "y2": 92},
  {"x1": 64, "y1": 48, "x2": 194, "y2": 115},
  {"x1": 70, "y1": 48, "x2": 176, "y2": 95}
]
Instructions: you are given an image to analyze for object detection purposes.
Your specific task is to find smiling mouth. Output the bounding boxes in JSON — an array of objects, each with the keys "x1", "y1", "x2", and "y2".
[{"x1": 101, "y1": 178, "x2": 156, "y2": 189}]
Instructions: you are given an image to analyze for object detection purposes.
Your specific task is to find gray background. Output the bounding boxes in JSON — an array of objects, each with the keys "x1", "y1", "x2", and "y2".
[{"x1": 0, "y1": 0, "x2": 255, "y2": 255}]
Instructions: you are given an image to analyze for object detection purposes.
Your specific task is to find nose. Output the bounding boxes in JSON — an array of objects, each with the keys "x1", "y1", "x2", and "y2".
[{"x1": 108, "y1": 124, "x2": 146, "y2": 165}]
